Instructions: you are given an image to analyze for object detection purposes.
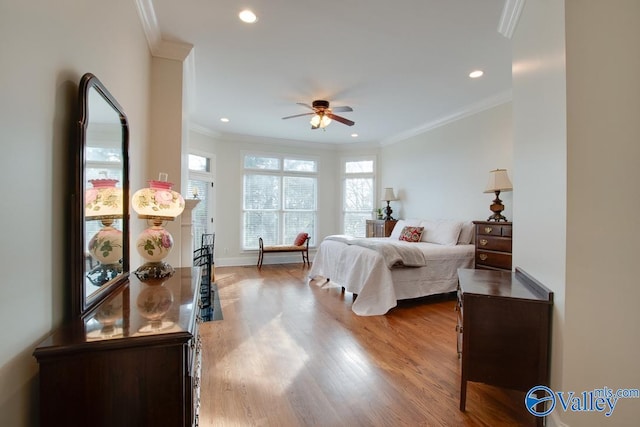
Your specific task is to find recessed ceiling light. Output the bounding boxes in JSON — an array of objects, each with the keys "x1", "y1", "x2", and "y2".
[
  {"x1": 220, "y1": 117, "x2": 230, "y2": 123},
  {"x1": 239, "y1": 9, "x2": 257, "y2": 23},
  {"x1": 351, "y1": 133, "x2": 358, "y2": 138},
  {"x1": 469, "y1": 70, "x2": 484, "y2": 78}
]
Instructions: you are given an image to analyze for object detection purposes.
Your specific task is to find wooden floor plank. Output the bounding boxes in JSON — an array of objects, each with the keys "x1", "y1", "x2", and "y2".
[{"x1": 198, "y1": 264, "x2": 536, "y2": 426}]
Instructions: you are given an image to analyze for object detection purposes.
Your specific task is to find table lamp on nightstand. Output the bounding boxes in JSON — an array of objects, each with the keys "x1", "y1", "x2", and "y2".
[
  {"x1": 484, "y1": 169, "x2": 512, "y2": 222},
  {"x1": 381, "y1": 187, "x2": 398, "y2": 221}
]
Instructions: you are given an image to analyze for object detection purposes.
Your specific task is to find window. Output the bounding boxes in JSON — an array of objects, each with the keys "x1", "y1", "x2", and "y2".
[
  {"x1": 188, "y1": 152, "x2": 215, "y2": 249},
  {"x1": 342, "y1": 158, "x2": 375, "y2": 237},
  {"x1": 243, "y1": 153, "x2": 317, "y2": 249}
]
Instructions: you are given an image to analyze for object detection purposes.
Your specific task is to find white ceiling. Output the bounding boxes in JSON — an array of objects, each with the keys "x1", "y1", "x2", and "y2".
[{"x1": 150, "y1": 0, "x2": 512, "y2": 146}]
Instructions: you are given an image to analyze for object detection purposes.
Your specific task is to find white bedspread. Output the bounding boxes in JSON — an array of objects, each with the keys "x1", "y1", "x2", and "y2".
[
  {"x1": 309, "y1": 237, "x2": 474, "y2": 316},
  {"x1": 324, "y1": 235, "x2": 427, "y2": 268}
]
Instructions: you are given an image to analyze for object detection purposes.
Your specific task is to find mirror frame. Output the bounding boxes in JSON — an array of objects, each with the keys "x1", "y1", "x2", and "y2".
[{"x1": 72, "y1": 73, "x2": 130, "y2": 318}]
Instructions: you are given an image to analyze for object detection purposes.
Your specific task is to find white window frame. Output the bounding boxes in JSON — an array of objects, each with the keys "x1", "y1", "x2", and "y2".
[
  {"x1": 341, "y1": 155, "x2": 377, "y2": 236},
  {"x1": 241, "y1": 151, "x2": 318, "y2": 250},
  {"x1": 188, "y1": 149, "x2": 216, "y2": 246}
]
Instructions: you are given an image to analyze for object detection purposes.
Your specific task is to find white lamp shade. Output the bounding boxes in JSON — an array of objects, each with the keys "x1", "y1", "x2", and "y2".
[
  {"x1": 484, "y1": 169, "x2": 513, "y2": 193},
  {"x1": 85, "y1": 179, "x2": 123, "y2": 219},
  {"x1": 382, "y1": 187, "x2": 397, "y2": 201},
  {"x1": 132, "y1": 179, "x2": 185, "y2": 220}
]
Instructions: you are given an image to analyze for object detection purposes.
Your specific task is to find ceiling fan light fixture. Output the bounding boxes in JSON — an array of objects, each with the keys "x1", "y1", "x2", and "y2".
[{"x1": 310, "y1": 114, "x2": 332, "y2": 129}]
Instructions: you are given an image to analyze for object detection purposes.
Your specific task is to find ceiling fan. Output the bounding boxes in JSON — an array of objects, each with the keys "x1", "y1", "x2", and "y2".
[{"x1": 282, "y1": 100, "x2": 355, "y2": 129}]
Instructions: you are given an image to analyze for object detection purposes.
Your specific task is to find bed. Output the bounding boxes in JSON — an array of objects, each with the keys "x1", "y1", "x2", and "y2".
[{"x1": 309, "y1": 219, "x2": 475, "y2": 316}]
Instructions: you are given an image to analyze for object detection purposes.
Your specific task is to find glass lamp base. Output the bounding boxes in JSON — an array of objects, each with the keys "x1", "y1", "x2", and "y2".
[
  {"x1": 134, "y1": 261, "x2": 175, "y2": 281},
  {"x1": 87, "y1": 263, "x2": 123, "y2": 287}
]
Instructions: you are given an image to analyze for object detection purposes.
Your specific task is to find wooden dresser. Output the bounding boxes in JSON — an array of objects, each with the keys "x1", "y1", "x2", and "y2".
[
  {"x1": 473, "y1": 221, "x2": 512, "y2": 271},
  {"x1": 33, "y1": 267, "x2": 203, "y2": 427},
  {"x1": 456, "y1": 268, "x2": 553, "y2": 426},
  {"x1": 366, "y1": 219, "x2": 397, "y2": 237}
]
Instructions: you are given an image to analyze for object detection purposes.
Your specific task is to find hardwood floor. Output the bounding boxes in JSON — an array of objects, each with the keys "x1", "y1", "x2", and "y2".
[{"x1": 198, "y1": 264, "x2": 537, "y2": 426}]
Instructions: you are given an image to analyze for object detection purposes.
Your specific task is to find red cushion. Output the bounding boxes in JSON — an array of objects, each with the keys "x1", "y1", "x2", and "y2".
[
  {"x1": 399, "y1": 226, "x2": 424, "y2": 242},
  {"x1": 293, "y1": 232, "x2": 308, "y2": 246}
]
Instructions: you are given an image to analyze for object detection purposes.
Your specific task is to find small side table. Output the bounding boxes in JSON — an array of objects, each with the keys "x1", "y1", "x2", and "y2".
[{"x1": 365, "y1": 219, "x2": 397, "y2": 237}]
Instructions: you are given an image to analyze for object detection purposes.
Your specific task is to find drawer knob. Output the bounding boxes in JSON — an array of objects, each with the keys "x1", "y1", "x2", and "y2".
[
  {"x1": 484, "y1": 227, "x2": 493, "y2": 234},
  {"x1": 479, "y1": 238, "x2": 488, "y2": 246},
  {"x1": 479, "y1": 254, "x2": 488, "y2": 261}
]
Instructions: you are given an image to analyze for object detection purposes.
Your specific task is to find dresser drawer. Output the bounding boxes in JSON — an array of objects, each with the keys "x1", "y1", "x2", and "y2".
[
  {"x1": 476, "y1": 223, "x2": 510, "y2": 237},
  {"x1": 476, "y1": 236, "x2": 512, "y2": 252},
  {"x1": 476, "y1": 251, "x2": 512, "y2": 270}
]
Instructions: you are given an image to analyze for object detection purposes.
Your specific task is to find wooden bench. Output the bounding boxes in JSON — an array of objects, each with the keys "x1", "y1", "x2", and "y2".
[{"x1": 257, "y1": 236, "x2": 310, "y2": 268}]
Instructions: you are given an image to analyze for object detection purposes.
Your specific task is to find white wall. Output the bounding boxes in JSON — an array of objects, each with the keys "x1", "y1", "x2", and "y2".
[
  {"x1": 514, "y1": 1, "x2": 640, "y2": 425},
  {"x1": 0, "y1": 2, "x2": 151, "y2": 425},
  {"x1": 146, "y1": 56, "x2": 188, "y2": 268},
  {"x1": 511, "y1": 3, "x2": 568, "y2": 424},
  {"x1": 563, "y1": 1, "x2": 640, "y2": 425},
  {"x1": 380, "y1": 102, "x2": 513, "y2": 222}
]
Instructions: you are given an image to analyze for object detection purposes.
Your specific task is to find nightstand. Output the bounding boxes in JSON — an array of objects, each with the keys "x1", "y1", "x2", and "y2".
[
  {"x1": 473, "y1": 221, "x2": 512, "y2": 271},
  {"x1": 365, "y1": 219, "x2": 397, "y2": 237}
]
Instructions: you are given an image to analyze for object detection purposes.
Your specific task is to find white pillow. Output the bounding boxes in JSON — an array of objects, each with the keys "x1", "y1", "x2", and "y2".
[
  {"x1": 389, "y1": 218, "x2": 421, "y2": 240},
  {"x1": 457, "y1": 221, "x2": 475, "y2": 245},
  {"x1": 419, "y1": 219, "x2": 464, "y2": 246}
]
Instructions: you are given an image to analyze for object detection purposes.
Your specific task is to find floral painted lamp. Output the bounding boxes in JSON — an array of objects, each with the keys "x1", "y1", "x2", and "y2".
[
  {"x1": 131, "y1": 173, "x2": 185, "y2": 281},
  {"x1": 85, "y1": 177, "x2": 124, "y2": 286}
]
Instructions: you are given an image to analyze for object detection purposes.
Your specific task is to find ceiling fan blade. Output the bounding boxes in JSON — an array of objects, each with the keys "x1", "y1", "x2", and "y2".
[
  {"x1": 327, "y1": 113, "x2": 355, "y2": 126},
  {"x1": 330, "y1": 106, "x2": 353, "y2": 113},
  {"x1": 282, "y1": 112, "x2": 314, "y2": 120},
  {"x1": 296, "y1": 102, "x2": 315, "y2": 111}
]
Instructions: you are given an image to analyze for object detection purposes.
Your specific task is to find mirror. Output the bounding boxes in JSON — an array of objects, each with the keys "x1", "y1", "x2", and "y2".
[{"x1": 72, "y1": 73, "x2": 129, "y2": 317}]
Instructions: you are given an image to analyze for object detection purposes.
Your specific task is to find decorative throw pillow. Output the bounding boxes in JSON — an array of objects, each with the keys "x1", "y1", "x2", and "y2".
[
  {"x1": 389, "y1": 219, "x2": 421, "y2": 240},
  {"x1": 293, "y1": 232, "x2": 308, "y2": 246},
  {"x1": 398, "y1": 226, "x2": 424, "y2": 242}
]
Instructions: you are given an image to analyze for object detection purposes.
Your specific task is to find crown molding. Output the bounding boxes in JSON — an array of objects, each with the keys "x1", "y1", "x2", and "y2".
[
  {"x1": 380, "y1": 90, "x2": 513, "y2": 146},
  {"x1": 135, "y1": 0, "x2": 193, "y2": 60},
  {"x1": 135, "y1": 0, "x2": 160, "y2": 51},
  {"x1": 189, "y1": 124, "x2": 222, "y2": 139},
  {"x1": 498, "y1": 0, "x2": 526, "y2": 39}
]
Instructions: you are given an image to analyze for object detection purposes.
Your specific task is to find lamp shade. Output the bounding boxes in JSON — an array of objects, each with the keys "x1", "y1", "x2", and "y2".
[
  {"x1": 484, "y1": 169, "x2": 513, "y2": 193},
  {"x1": 85, "y1": 179, "x2": 123, "y2": 219},
  {"x1": 131, "y1": 177, "x2": 185, "y2": 221},
  {"x1": 381, "y1": 187, "x2": 397, "y2": 201}
]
